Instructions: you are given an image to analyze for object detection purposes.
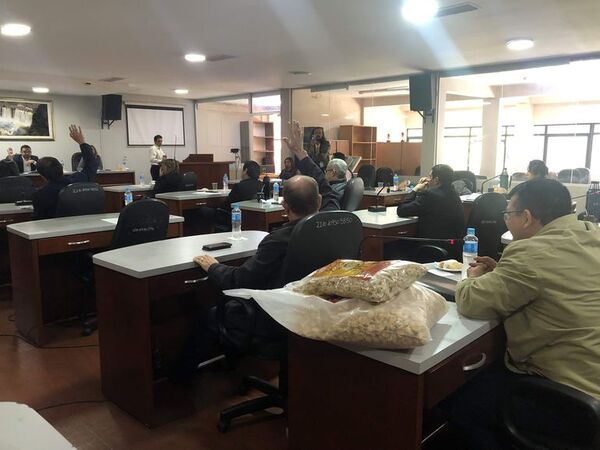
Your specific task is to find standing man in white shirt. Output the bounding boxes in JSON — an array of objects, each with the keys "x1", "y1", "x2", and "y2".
[{"x1": 149, "y1": 134, "x2": 166, "y2": 181}]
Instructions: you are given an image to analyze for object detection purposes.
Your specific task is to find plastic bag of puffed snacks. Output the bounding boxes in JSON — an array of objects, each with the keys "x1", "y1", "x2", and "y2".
[{"x1": 292, "y1": 259, "x2": 427, "y2": 304}]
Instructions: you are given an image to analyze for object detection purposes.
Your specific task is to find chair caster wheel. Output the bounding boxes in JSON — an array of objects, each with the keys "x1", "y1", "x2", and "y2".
[{"x1": 217, "y1": 420, "x2": 230, "y2": 433}]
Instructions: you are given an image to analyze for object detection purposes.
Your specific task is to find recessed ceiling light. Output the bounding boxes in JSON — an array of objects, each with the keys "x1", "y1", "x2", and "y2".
[
  {"x1": 1, "y1": 23, "x2": 31, "y2": 37},
  {"x1": 401, "y1": 0, "x2": 439, "y2": 25},
  {"x1": 174, "y1": 89, "x2": 189, "y2": 95},
  {"x1": 506, "y1": 39, "x2": 534, "y2": 51},
  {"x1": 32, "y1": 87, "x2": 49, "y2": 94},
  {"x1": 184, "y1": 53, "x2": 206, "y2": 63}
]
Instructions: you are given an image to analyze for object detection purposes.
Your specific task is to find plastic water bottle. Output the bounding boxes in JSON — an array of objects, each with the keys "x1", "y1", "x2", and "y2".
[
  {"x1": 273, "y1": 182, "x2": 280, "y2": 202},
  {"x1": 139, "y1": 174, "x2": 145, "y2": 186},
  {"x1": 122, "y1": 156, "x2": 127, "y2": 171},
  {"x1": 231, "y1": 203, "x2": 242, "y2": 240},
  {"x1": 393, "y1": 174, "x2": 399, "y2": 191},
  {"x1": 223, "y1": 173, "x2": 229, "y2": 190},
  {"x1": 462, "y1": 228, "x2": 478, "y2": 278},
  {"x1": 124, "y1": 188, "x2": 133, "y2": 206}
]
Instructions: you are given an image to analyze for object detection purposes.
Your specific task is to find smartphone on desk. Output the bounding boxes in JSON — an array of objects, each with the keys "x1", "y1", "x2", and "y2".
[{"x1": 202, "y1": 242, "x2": 232, "y2": 251}]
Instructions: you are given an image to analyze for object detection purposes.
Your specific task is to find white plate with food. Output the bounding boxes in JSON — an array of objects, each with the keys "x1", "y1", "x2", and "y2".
[{"x1": 436, "y1": 260, "x2": 463, "y2": 272}]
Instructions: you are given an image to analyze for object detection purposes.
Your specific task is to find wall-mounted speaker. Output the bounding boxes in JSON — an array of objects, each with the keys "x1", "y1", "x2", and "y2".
[
  {"x1": 409, "y1": 74, "x2": 435, "y2": 112},
  {"x1": 102, "y1": 94, "x2": 122, "y2": 121}
]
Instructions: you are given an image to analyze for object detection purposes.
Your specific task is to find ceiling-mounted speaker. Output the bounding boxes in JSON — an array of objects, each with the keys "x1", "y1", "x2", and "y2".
[
  {"x1": 409, "y1": 73, "x2": 435, "y2": 112},
  {"x1": 102, "y1": 94, "x2": 122, "y2": 121}
]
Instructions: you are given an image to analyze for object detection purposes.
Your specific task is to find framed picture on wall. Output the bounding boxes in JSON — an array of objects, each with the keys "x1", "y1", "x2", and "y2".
[{"x1": 0, "y1": 98, "x2": 54, "y2": 140}]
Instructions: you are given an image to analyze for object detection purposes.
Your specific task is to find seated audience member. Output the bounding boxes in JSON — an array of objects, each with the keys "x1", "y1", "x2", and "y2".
[
  {"x1": 332, "y1": 152, "x2": 353, "y2": 181},
  {"x1": 152, "y1": 159, "x2": 182, "y2": 196},
  {"x1": 448, "y1": 178, "x2": 600, "y2": 450},
  {"x1": 397, "y1": 164, "x2": 465, "y2": 240},
  {"x1": 527, "y1": 159, "x2": 548, "y2": 180},
  {"x1": 76, "y1": 145, "x2": 103, "y2": 171},
  {"x1": 10, "y1": 145, "x2": 39, "y2": 173},
  {"x1": 32, "y1": 125, "x2": 99, "y2": 220},
  {"x1": 284, "y1": 121, "x2": 341, "y2": 211},
  {"x1": 174, "y1": 175, "x2": 323, "y2": 379},
  {"x1": 0, "y1": 159, "x2": 19, "y2": 178},
  {"x1": 325, "y1": 158, "x2": 348, "y2": 205},
  {"x1": 279, "y1": 157, "x2": 299, "y2": 181}
]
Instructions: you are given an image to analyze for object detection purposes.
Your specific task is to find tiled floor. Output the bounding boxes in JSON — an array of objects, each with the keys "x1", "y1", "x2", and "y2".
[{"x1": 0, "y1": 295, "x2": 287, "y2": 450}]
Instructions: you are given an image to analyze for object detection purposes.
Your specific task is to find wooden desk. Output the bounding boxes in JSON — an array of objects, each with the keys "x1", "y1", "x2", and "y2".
[
  {"x1": 23, "y1": 170, "x2": 135, "y2": 188},
  {"x1": 92, "y1": 231, "x2": 268, "y2": 427},
  {"x1": 7, "y1": 213, "x2": 184, "y2": 346},
  {"x1": 155, "y1": 190, "x2": 229, "y2": 235},
  {"x1": 1, "y1": 204, "x2": 33, "y2": 286},
  {"x1": 287, "y1": 269, "x2": 504, "y2": 450},
  {"x1": 103, "y1": 184, "x2": 154, "y2": 212},
  {"x1": 359, "y1": 189, "x2": 411, "y2": 210},
  {"x1": 238, "y1": 200, "x2": 288, "y2": 232},
  {"x1": 354, "y1": 207, "x2": 418, "y2": 260}
]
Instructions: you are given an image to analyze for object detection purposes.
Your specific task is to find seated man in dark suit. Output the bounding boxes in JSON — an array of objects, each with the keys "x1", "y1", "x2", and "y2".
[
  {"x1": 172, "y1": 175, "x2": 324, "y2": 380},
  {"x1": 32, "y1": 125, "x2": 99, "y2": 220},
  {"x1": 11, "y1": 145, "x2": 39, "y2": 173},
  {"x1": 396, "y1": 164, "x2": 465, "y2": 257},
  {"x1": 151, "y1": 159, "x2": 183, "y2": 196}
]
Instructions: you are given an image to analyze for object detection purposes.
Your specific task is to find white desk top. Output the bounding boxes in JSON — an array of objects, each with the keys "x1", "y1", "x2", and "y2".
[
  {"x1": 238, "y1": 199, "x2": 284, "y2": 212},
  {"x1": 363, "y1": 189, "x2": 410, "y2": 197},
  {"x1": 7, "y1": 213, "x2": 184, "y2": 240},
  {"x1": 0, "y1": 402, "x2": 75, "y2": 449},
  {"x1": 0, "y1": 203, "x2": 34, "y2": 215},
  {"x1": 460, "y1": 193, "x2": 483, "y2": 203},
  {"x1": 353, "y1": 207, "x2": 418, "y2": 229},
  {"x1": 155, "y1": 190, "x2": 229, "y2": 201},
  {"x1": 93, "y1": 230, "x2": 268, "y2": 278},
  {"x1": 103, "y1": 184, "x2": 154, "y2": 193},
  {"x1": 21, "y1": 170, "x2": 135, "y2": 177},
  {"x1": 343, "y1": 302, "x2": 499, "y2": 374}
]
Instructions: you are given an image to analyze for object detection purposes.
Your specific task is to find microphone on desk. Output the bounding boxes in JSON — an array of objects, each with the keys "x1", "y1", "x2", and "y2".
[
  {"x1": 368, "y1": 185, "x2": 388, "y2": 213},
  {"x1": 481, "y1": 169, "x2": 509, "y2": 192}
]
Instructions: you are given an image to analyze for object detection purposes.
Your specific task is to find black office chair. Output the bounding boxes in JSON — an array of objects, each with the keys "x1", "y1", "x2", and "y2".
[
  {"x1": 180, "y1": 171, "x2": 197, "y2": 191},
  {"x1": 0, "y1": 176, "x2": 35, "y2": 203},
  {"x1": 453, "y1": 170, "x2": 477, "y2": 193},
  {"x1": 510, "y1": 172, "x2": 528, "y2": 186},
  {"x1": 467, "y1": 192, "x2": 507, "y2": 259},
  {"x1": 217, "y1": 211, "x2": 363, "y2": 432},
  {"x1": 341, "y1": 177, "x2": 364, "y2": 212},
  {"x1": 262, "y1": 176, "x2": 271, "y2": 198},
  {"x1": 81, "y1": 199, "x2": 170, "y2": 335},
  {"x1": 357, "y1": 164, "x2": 376, "y2": 189},
  {"x1": 71, "y1": 152, "x2": 83, "y2": 171},
  {"x1": 375, "y1": 166, "x2": 394, "y2": 187},
  {"x1": 558, "y1": 169, "x2": 576, "y2": 184},
  {"x1": 575, "y1": 168, "x2": 591, "y2": 184},
  {"x1": 55, "y1": 183, "x2": 105, "y2": 217},
  {"x1": 500, "y1": 377, "x2": 600, "y2": 450}
]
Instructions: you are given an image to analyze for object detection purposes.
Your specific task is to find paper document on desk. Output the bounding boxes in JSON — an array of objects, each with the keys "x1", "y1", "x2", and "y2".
[{"x1": 101, "y1": 218, "x2": 119, "y2": 225}]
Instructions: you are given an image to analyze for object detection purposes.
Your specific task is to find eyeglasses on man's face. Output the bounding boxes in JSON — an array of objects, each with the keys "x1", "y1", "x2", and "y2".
[{"x1": 502, "y1": 209, "x2": 524, "y2": 221}]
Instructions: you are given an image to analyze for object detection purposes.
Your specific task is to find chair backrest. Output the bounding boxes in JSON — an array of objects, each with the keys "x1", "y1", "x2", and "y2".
[
  {"x1": 0, "y1": 176, "x2": 35, "y2": 203},
  {"x1": 467, "y1": 192, "x2": 507, "y2": 258},
  {"x1": 558, "y1": 169, "x2": 575, "y2": 183},
  {"x1": 575, "y1": 168, "x2": 591, "y2": 184},
  {"x1": 71, "y1": 152, "x2": 83, "y2": 171},
  {"x1": 357, "y1": 164, "x2": 376, "y2": 189},
  {"x1": 55, "y1": 182, "x2": 105, "y2": 217},
  {"x1": 180, "y1": 171, "x2": 197, "y2": 191},
  {"x1": 375, "y1": 167, "x2": 394, "y2": 186},
  {"x1": 281, "y1": 211, "x2": 363, "y2": 284},
  {"x1": 111, "y1": 199, "x2": 170, "y2": 249},
  {"x1": 341, "y1": 177, "x2": 364, "y2": 212},
  {"x1": 453, "y1": 170, "x2": 477, "y2": 193}
]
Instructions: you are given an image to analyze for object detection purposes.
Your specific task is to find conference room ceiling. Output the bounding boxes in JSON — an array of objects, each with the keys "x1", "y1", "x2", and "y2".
[{"x1": 0, "y1": 0, "x2": 599, "y2": 99}]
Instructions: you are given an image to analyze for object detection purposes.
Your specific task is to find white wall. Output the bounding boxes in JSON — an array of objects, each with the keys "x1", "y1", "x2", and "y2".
[{"x1": 0, "y1": 90, "x2": 196, "y2": 182}]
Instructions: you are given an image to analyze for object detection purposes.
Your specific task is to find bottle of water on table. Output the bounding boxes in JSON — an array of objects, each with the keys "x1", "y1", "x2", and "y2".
[
  {"x1": 124, "y1": 188, "x2": 133, "y2": 206},
  {"x1": 139, "y1": 174, "x2": 145, "y2": 186},
  {"x1": 273, "y1": 182, "x2": 280, "y2": 202},
  {"x1": 393, "y1": 173, "x2": 399, "y2": 191},
  {"x1": 462, "y1": 227, "x2": 478, "y2": 278},
  {"x1": 231, "y1": 203, "x2": 242, "y2": 240},
  {"x1": 223, "y1": 173, "x2": 229, "y2": 190}
]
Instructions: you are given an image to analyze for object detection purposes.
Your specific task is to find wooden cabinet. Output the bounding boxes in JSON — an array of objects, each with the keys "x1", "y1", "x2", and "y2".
[
  {"x1": 240, "y1": 120, "x2": 275, "y2": 173},
  {"x1": 339, "y1": 125, "x2": 377, "y2": 169},
  {"x1": 375, "y1": 142, "x2": 422, "y2": 175}
]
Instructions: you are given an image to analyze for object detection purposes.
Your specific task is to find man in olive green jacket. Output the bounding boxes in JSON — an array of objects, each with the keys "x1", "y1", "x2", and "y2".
[{"x1": 449, "y1": 178, "x2": 600, "y2": 449}]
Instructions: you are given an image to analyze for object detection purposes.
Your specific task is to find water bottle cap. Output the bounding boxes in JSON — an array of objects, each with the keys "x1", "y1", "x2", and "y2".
[
  {"x1": 232, "y1": 203, "x2": 240, "y2": 209},
  {"x1": 467, "y1": 227, "x2": 475, "y2": 235}
]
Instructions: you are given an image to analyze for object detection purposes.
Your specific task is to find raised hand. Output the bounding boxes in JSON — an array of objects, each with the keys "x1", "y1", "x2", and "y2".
[
  {"x1": 68, "y1": 124, "x2": 86, "y2": 145},
  {"x1": 283, "y1": 120, "x2": 308, "y2": 160}
]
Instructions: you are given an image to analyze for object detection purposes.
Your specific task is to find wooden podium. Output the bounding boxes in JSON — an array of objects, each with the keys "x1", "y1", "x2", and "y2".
[{"x1": 179, "y1": 154, "x2": 232, "y2": 188}]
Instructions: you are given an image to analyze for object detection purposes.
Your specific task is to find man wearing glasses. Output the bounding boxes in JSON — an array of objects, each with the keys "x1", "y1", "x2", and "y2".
[{"x1": 446, "y1": 178, "x2": 600, "y2": 449}]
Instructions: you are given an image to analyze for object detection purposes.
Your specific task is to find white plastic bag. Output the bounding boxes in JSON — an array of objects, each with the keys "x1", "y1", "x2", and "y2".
[
  {"x1": 225, "y1": 283, "x2": 448, "y2": 349},
  {"x1": 293, "y1": 259, "x2": 427, "y2": 304}
]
